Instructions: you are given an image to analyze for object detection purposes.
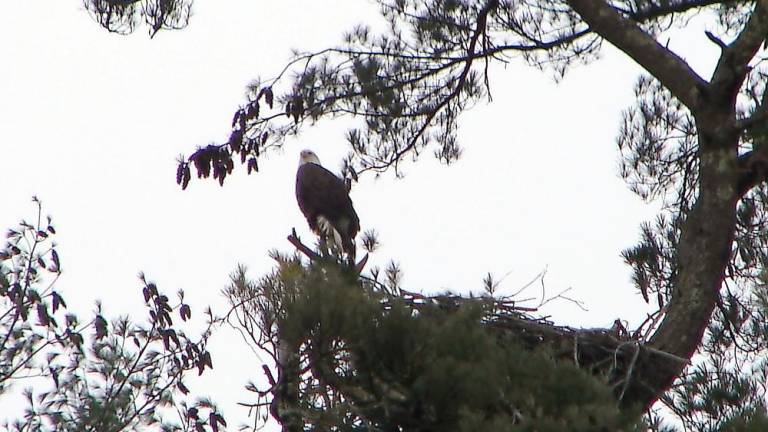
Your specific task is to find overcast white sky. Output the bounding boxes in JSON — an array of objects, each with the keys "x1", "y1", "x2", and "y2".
[{"x1": 1, "y1": 1, "x2": 720, "y2": 429}]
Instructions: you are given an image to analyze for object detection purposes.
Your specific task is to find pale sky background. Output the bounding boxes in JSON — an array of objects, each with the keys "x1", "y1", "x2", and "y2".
[{"x1": 1, "y1": 1, "x2": 719, "y2": 429}]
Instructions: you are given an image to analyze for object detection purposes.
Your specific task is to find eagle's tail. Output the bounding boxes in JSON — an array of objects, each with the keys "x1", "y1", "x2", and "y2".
[
  {"x1": 317, "y1": 217, "x2": 343, "y2": 249},
  {"x1": 318, "y1": 216, "x2": 356, "y2": 264}
]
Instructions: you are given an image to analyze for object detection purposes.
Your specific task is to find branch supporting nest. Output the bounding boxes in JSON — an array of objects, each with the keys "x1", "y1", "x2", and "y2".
[{"x1": 415, "y1": 293, "x2": 689, "y2": 407}]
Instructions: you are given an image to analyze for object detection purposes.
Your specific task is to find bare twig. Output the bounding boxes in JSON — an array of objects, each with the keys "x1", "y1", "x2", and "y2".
[
  {"x1": 617, "y1": 342, "x2": 641, "y2": 401},
  {"x1": 510, "y1": 267, "x2": 547, "y2": 297},
  {"x1": 633, "y1": 305, "x2": 668, "y2": 342},
  {"x1": 704, "y1": 30, "x2": 727, "y2": 50},
  {"x1": 538, "y1": 285, "x2": 589, "y2": 312}
]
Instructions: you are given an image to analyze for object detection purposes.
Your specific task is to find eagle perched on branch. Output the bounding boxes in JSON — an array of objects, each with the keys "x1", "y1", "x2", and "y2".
[{"x1": 296, "y1": 149, "x2": 359, "y2": 262}]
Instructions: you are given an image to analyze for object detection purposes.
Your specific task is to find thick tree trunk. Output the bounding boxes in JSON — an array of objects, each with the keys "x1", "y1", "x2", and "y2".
[
  {"x1": 565, "y1": 0, "x2": 763, "y2": 410},
  {"x1": 635, "y1": 110, "x2": 742, "y2": 402},
  {"x1": 272, "y1": 336, "x2": 303, "y2": 432},
  {"x1": 627, "y1": 126, "x2": 740, "y2": 408}
]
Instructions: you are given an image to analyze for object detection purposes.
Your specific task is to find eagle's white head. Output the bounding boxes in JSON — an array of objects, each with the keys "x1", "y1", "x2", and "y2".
[{"x1": 299, "y1": 149, "x2": 321, "y2": 166}]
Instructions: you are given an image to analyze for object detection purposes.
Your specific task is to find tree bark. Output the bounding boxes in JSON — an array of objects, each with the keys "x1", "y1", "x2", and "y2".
[
  {"x1": 272, "y1": 335, "x2": 303, "y2": 432},
  {"x1": 632, "y1": 118, "x2": 740, "y2": 408}
]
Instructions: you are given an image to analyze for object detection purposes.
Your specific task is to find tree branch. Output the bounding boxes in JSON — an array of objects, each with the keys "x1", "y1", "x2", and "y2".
[
  {"x1": 287, "y1": 229, "x2": 322, "y2": 262},
  {"x1": 709, "y1": 0, "x2": 768, "y2": 106},
  {"x1": 625, "y1": 0, "x2": 730, "y2": 21},
  {"x1": 566, "y1": 0, "x2": 707, "y2": 110},
  {"x1": 366, "y1": 0, "x2": 500, "y2": 172},
  {"x1": 287, "y1": 230, "x2": 369, "y2": 272},
  {"x1": 736, "y1": 135, "x2": 768, "y2": 197}
]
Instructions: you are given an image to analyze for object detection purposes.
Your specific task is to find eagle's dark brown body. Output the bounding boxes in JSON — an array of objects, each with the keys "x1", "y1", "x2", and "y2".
[{"x1": 296, "y1": 161, "x2": 359, "y2": 261}]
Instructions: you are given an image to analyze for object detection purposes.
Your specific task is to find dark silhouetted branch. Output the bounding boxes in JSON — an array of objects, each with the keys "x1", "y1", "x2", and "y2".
[{"x1": 287, "y1": 229, "x2": 321, "y2": 262}]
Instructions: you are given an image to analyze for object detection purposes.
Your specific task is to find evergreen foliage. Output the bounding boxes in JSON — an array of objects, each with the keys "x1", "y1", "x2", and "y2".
[
  {"x1": 83, "y1": 0, "x2": 193, "y2": 37},
  {"x1": 0, "y1": 200, "x2": 223, "y2": 432},
  {"x1": 226, "y1": 256, "x2": 643, "y2": 431}
]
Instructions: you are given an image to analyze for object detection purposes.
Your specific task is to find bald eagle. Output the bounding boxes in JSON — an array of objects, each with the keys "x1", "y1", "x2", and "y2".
[{"x1": 296, "y1": 149, "x2": 359, "y2": 263}]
